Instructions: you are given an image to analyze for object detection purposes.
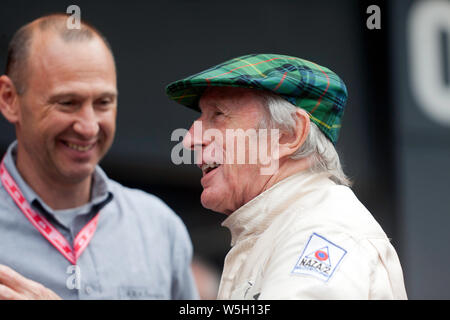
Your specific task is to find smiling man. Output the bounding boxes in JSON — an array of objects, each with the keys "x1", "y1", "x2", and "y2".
[
  {"x1": 166, "y1": 54, "x2": 407, "y2": 299},
  {"x1": 0, "y1": 14, "x2": 198, "y2": 300}
]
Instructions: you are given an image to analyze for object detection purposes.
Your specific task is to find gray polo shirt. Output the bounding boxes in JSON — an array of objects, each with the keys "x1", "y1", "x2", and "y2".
[{"x1": 0, "y1": 141, "x2": 199, "y2": 300}]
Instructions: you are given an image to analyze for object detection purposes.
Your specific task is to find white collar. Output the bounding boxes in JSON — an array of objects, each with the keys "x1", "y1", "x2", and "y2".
[{"x1": 221, "y1": 170, "x2": 335, "y2": 246}]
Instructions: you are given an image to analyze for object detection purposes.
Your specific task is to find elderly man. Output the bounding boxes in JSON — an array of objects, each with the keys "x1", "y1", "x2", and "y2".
[
  {"x1": 0, "y1": 14, "x2": 198, "y2": 299},
  {"x1": 166, "y1": 54, "x2": 407, "y2": 299}
]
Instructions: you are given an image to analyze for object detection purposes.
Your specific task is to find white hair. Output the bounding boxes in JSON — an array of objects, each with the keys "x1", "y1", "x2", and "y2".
[{"x1": 256, "y1": 91, "x2": 351, "y2": 187}]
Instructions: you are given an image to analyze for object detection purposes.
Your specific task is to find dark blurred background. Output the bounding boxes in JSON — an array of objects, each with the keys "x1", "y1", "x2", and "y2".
[{"x1": 0, "y1": 0, "x2": 449, "y2": 299}]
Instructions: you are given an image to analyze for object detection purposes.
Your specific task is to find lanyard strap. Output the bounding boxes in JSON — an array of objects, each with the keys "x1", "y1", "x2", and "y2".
[{"x1": 0, "y1": 160, "x2": 99, "y2": 265}]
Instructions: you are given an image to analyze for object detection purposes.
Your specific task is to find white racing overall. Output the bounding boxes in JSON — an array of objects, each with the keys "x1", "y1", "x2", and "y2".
[{"x1": 217, "y1": 171, "x2": 407, "y2": 300}]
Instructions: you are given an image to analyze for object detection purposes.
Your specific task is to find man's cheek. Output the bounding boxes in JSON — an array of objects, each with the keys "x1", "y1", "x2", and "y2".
[{"x1": 223, "y1": 165, "x2": 243, "y2": 194}]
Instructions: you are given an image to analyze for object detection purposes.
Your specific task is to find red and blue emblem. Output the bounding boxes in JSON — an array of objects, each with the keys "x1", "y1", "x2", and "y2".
[
  {"x1": 315, "y1": 249, "x2": 329, "y2": 261},
  {"x1": 292, "y1": 233, "x2": 347, "y2": 282}
]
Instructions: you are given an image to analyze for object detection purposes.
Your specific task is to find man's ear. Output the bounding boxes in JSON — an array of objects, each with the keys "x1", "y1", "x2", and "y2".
[
  {"x1": 0, "y1": 75, "x2": 21, "y2": 124},
  {"x1": 277, "y1": 108, "x2": 310, "y2": 159}
]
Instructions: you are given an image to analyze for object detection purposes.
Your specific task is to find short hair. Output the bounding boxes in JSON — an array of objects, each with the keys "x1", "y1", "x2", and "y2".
[
  {"x1": 5, "y1": 13, "x2": 114, "y2": 95},
  {"x1": 257, "y1": 91, "x2": 352, "y2": 187}
]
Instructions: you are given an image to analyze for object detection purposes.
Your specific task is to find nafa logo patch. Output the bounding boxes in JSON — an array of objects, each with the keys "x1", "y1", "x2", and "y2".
[{"x1": 292, "y1": 233, "x2": 347, "y2": 282}]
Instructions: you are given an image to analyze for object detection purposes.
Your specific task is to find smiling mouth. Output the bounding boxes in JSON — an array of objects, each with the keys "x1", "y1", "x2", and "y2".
[
  {"x1": 63, "y1": 141, "x2": 95, "y2": 152},
  {"x1": 200, "y1": 162, "x2": 221, "y2": 175}
]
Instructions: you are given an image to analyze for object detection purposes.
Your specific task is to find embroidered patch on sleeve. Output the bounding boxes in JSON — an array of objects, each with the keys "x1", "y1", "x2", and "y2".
[{"x1": 291, "y1": 233, "x2": 347, "y2": 282}]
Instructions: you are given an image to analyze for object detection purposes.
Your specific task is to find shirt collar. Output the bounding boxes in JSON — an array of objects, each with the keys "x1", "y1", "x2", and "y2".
[
  {"x1": 3, "y1": 141, "x2": 40, "y2": 205},
  {"x1": 221, "y1": 170, "x2": 335, "y2": 246},
  {"x1": 2, "y1": 141, "x2": 113, "y2": 226}
]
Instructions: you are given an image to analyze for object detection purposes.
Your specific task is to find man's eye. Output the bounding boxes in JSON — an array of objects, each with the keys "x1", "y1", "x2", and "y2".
[
  {"x1": 214, "y1": 111, "x2": 224, "y2": 116},
  {"x1": 59, "y1": 101, "x2": 75, "y2": 106},
  {"x1": 95, "y1": 99, "x2": 113, "y2": 109}
]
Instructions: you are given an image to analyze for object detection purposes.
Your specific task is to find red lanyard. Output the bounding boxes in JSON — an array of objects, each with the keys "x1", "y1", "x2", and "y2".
[{"x1": 0, "y1": 159, "x2": 100, "y2": 265}]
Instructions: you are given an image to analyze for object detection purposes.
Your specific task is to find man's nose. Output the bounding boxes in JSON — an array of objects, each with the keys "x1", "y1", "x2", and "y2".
[
  {"x1": 73, "y1": 104, "x2": 100, "y2": 139},
  {"x1": 182, "y1": 120, "x2": 203, "y2": 150}
]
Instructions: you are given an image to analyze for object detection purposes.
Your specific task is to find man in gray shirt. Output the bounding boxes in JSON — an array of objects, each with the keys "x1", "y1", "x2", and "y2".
[{"x1": 0, "y1": 14, "x2": 198, "y2": 299}]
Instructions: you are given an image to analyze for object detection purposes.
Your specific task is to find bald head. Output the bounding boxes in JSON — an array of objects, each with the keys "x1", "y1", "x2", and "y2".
[{"x1": 5, "y1": 14, "x2": 114, "y2": 95}]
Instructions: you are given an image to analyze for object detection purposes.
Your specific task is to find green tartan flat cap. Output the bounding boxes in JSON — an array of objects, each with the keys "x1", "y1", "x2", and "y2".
[{"x1": 166, "y1": 53, "x2": 348, "y2": 144}]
